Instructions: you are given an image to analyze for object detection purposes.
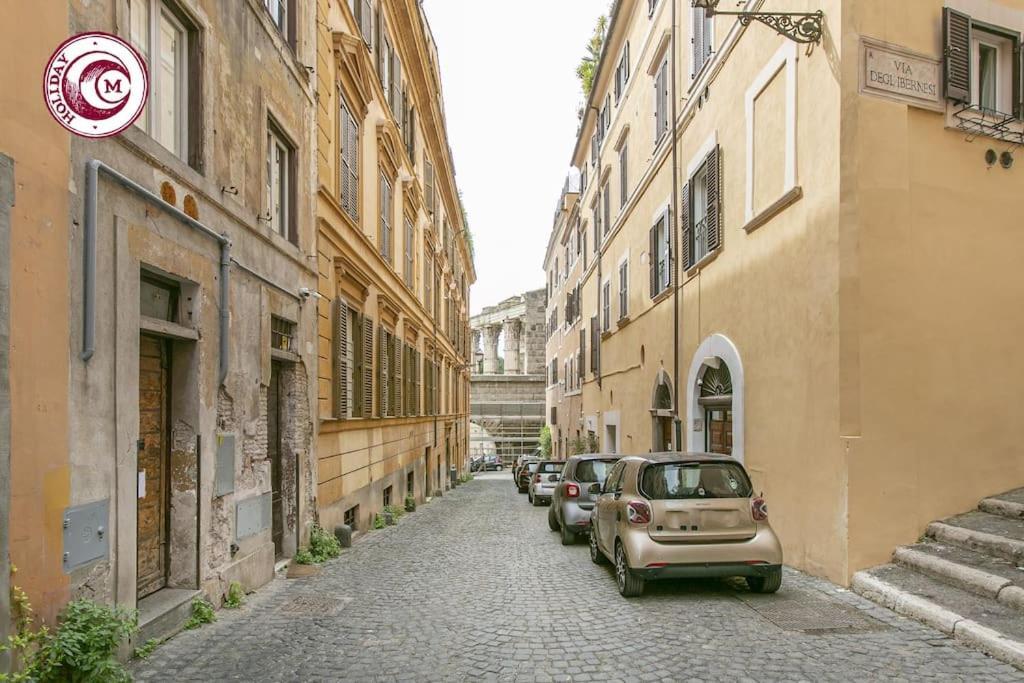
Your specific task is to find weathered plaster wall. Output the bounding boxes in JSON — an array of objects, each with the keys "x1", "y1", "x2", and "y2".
[
  {"x1": 0, "y1": 0, "x2": 72, "y2": 625},
  {"x1": 61, "y1": 0, "x2": 319, "y2": 609}
]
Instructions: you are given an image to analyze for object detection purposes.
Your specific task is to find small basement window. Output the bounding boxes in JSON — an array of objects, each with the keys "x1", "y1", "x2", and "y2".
[
  {"x1": 383, "y1": 485, "x2": 393, "y2": 507},
  {"x1": 344, "y1": 505, "x2": 358, "y2": 530},
  {"x1": 271, "y1": 315, "x2": 296, "y2": 352}
]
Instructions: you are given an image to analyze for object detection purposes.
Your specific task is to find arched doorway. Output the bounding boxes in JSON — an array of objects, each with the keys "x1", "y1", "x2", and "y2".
[
  {"x1": 686, "y1": 334, "x2": 745, "y2": 463},
  {"x1": 650, "y1": 370, "x2": 675, "y2": 451}
]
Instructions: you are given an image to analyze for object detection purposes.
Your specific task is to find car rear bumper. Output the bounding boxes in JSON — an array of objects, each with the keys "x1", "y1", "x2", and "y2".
[
  {"x1": 558, "y1": 501, "x2": 594, "y2": 532},
  {"x1": 633, "y1": 562, "x2": 781, "y2": 580},
  {"x1": 621, "y1": 525, "x2": 783, "y2": 572}
]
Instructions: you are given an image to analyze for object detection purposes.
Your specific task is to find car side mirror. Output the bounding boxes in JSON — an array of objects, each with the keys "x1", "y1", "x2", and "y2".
[{"x1": 588, "y1": 483, "x2": 601, "y2": 495}]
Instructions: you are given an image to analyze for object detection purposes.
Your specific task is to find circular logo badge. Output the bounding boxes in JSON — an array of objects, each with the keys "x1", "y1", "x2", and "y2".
[{"x1": 43, "y1": 32, "x2": 149, "y2": 138}]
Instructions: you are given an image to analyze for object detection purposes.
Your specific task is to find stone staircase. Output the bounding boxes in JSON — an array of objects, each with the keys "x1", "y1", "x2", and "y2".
[{"x1": 852, "y1": 488, "x2": 1024, "y2": 670}]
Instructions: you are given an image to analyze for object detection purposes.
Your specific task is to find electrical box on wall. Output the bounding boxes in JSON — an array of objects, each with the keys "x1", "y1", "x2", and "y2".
[{"x1": 62, "y1": 499, "x2": 109, "y2": 572}]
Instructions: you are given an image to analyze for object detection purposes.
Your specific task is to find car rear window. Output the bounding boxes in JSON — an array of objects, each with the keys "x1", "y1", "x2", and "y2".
[
  {"x1": 527, "y1": 463, "x2": 539, "y2": 473},
  {"x1": 537, "y1": 462, "x2": 564, "y2": 473},
  {"x1": 574, "y1": 459, "x2": 617, "y2": 483},
  {"x1": 639, "y1": 462, "x2": 752, "y2": 500}
]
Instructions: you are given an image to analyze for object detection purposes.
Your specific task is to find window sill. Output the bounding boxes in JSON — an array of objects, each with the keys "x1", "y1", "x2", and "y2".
[
  {"x1": 743, "y1": 185, "x2": 803, "y2": 235},
  {"x1": 271, "y1": 348, "x2": 300, "y2": 363},
  {"x1": 617, "y1": 315, "x2": 631, "y2": 328},
  {"x1": 685, "y1": 247, "x2": 723, "y2": 279},
  {"x1": 140, "y1": 316, "x2": 199, "y2": 341},
  {"x1": 600, "y1": 329, "x2": 613, "y2": 341},
  {"x1": 649, "y1": 286, "x2": 672, "y2": 306}
]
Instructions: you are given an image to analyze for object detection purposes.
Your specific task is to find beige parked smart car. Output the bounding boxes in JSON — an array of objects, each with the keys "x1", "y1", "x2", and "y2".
[{"x1": 589, "y1": 452, "x2": 783, "y2": 597}]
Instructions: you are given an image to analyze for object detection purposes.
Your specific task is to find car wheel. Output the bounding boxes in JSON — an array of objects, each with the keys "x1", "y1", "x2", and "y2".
[
  {"x1": 560, "y1": 522, "x2": 575, "y2": 546},
  {"x1": 497, "y1": 465, "x2": 503, "y2": 470},
  {"x1": 517, "y1": 486, "x2": 526, "y2": 494},
  {"x1": 746, "y1": 567, "x2": 783, "y2": 594},
  {"x1": 548, "y1": 506, "x2": 559, "y2": 531},
  {"x1": 615, "y1": 542, "x2": 645, "y2": 597},
  {"x1": 589, "y1": 529, "x2": 608, "y2": 565}
]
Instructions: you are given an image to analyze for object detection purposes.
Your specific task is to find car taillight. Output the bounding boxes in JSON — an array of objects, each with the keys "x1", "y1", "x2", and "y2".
[
  {"x1": 752, "y1": 496, "x2": 768, "y2": 521},
  {"x1": 626, "y1": 501, "x2": 651, "y2": 525},
  {"x1": 566, "y1": 483, "x2": 579, "y2": 498}
]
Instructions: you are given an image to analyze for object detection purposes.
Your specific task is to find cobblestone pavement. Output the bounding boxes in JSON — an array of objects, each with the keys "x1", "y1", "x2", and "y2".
[{"x1": 133, "y1": 474, "x2": 1023, "y2": 682}]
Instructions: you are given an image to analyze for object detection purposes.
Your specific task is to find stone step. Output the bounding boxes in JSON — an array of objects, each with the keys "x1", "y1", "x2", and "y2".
[
  {"x1": 852, "y1": 564, "x2": 1024, "y2": 670},
  {"x1": 894, "y1": 543, "x2": 1024, "y2": 611},
  {"x1": 980, "y1": 488, "x2": 1024, "y2": 521},
  {"x1": 136, "y1": 588, "x2": 200, "y2": 646},
  {"x1": 927, "y1": 510, "x2": 1024, "y2": 564}
]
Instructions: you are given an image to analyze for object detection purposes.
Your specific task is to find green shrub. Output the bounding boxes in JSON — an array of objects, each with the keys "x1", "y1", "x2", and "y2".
[
  {"x1": 308, "y1": 524, "x2": 342, "y2": 562},
  {"x1": 183, "y1": 597, "x2": 216, "y2": 631},
  {"x1": 372, "y1": 513, "x2": 386, "y2": 529},
  {"x1": 31, "y1": 598, "x2": 138, "y2": 682},
  {"x1": 404, "y1": 494, "x2": 416, "y2": 512},
  {"x1": 223, "y1": 581, "x2": 245, "y2": 609},
  {"x1": 294, "y1": 548, "x2": 314, "y2": 565},
  {"x1": 133, "y1": 638, "x2": 160, "y2": 660},
  {"x1": 382, "y1": 504, "x2": 405, "y2": 520}
]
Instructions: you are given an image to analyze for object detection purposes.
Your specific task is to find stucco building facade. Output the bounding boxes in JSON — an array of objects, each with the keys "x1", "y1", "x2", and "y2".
[
  {"x1": 544, "y1": 0, "x2": 1024, "y2": 584},
  {"x1": 315, "y1": 0, "x2": 474, "y2": 534}
]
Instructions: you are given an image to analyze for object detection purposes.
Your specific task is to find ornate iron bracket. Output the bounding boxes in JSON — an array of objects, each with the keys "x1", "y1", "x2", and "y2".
[{"x1": 715, "y1": 10, "x2": 824, "y2": 44}]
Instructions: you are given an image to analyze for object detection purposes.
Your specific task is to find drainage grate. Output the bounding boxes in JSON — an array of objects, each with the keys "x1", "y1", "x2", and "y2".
[
  {"x1": 736, "y1": 589, "x2": 887, "y2": 634},
  {"x1": 278, "y1": 593, "x2": 350, "y2": 616}
]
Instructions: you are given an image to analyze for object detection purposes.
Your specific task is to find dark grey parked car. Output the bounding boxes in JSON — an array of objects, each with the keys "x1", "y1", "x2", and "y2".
[{"x1": 548, "y1": 454, "x2": 621, "y2": 545}]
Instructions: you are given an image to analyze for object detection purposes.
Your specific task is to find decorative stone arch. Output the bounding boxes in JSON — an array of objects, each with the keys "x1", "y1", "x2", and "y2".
[
  {"x1": 649, "y1": 368, "x2": 675, "y2": 451},
  {"x1": 686, "y1": 333, "x2": 745, "y2": 463}
]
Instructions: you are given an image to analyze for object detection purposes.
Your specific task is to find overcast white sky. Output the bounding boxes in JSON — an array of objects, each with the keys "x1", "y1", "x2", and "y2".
[{"x1": 423, "y1": 0, "x2": 609, "y2": 315}]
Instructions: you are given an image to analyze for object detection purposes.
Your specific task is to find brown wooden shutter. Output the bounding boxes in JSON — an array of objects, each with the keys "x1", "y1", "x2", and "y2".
[
  {"x1": 395, "y1": 336, "x2": 403, "y2": 417},
  {"x1": 424, "y1": 160, "x2": 435, "y2": 214},
  {"x1": 705, "y1": 145, "x2": 721, "y2": 253},
  {"x1": 359, "y1": 0, "x2": 373, "y2": 47},
  {"x1": 578, "y1": 329, "x2": 585, "y2": 380},
  {"x1": 332, "y1": 298, "x2": 349, "y2": 418},
  {"x1": 680, "y1": 183, "x2": 691, "y2": 271},
  {"x1": 1015, "y1": 36, "x2": 1024, "y2": 118},
  {"x1": 648, "y1": 224, "x2": 657, "y2": 297},
  {"x1": 391, "y1": 51, "x2": 402, "y2": 116},
  {"x1": 348, "y1": 115, "x2": 359, "y2": 221},
  {"x1": 362, "y1": 317, "x2": 374, "y2": 417},
  {"x1": 943, "y1": 8, "x2": 971, "y2": 103},
  {"x1": 378, "y1": 327, "x2": 388, "y2": 417},
  {"x1": 374, "y1": 9, "x2": 383, "y2": 79}
]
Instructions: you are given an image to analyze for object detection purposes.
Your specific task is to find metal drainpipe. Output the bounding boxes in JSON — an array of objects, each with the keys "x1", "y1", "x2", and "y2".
[
  {"x1": 81, "y1": 159, "x2": 232, "y2": 385},
  {"x1": 588, "y1": 105, "x2": 602, "y2": 391},
  {"x1": 670, "y1": 0, "x2": 682, "y2": 451}
]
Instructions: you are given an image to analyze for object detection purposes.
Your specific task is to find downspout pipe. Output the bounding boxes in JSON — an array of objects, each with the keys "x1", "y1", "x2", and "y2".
[
  {"x1": 81, "y1": 159, "x2": 232, "y2": 386},
  {"x1": 670, "y1": 0, "x2": 682, "y2": 451}
]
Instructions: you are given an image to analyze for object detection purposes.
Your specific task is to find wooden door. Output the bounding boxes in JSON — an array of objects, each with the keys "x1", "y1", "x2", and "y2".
[
  {"x1": 269, "y1": 362, "x2": 284, "y2": 559},
  {"x1": 707, "y1": 408, "x2": 733, "y2": 456},
  {"x1": 138, "y1": 335, "x2": 170, "y2": 598}
]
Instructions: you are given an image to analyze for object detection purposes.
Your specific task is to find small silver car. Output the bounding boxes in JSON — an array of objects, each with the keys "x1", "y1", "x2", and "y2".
[
  {"x1": 548, "y1": 454, "x2": 620, "y2": 545},
  {"x1": 528, "y1": 460, "x2": 565, "y2": 506}
]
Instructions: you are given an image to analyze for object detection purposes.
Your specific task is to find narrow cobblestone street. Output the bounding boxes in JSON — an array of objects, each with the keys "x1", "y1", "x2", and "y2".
[{"x1": 133, "y1": 475, "x2": 1022, "y2": 682}]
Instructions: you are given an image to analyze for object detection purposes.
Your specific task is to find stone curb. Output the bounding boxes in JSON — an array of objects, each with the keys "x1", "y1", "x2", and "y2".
[
  {"x1": 980, "y1": 497, "x2": 1024, "y2": 520},
  {"x1": 851, "y1": 572, "x2": 958, "y2": 634},
  {"x1": 892, "y1": 547, "x2": 1010, "y2": 598},
  {"x1": 998, "y1": 585, "x2": 1024, "y2": 612},
  {"x1": 851, "y1": 571, "x2": 1024, "y2": 671},
  {"x1": 927, "y1": 522, "x2": 1024, "y2": 563}
]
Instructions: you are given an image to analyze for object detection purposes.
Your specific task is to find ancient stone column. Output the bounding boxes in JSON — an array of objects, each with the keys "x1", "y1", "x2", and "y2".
[
  {"x1": 471, "y1": 329, "x2": 482, "y2": 374},
  {"x1": 503, "y1": 319, "x2": 522, "y2": 375},
  {"x1": 482, "y1": 324, "x2": 501, "y2": 374}
]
